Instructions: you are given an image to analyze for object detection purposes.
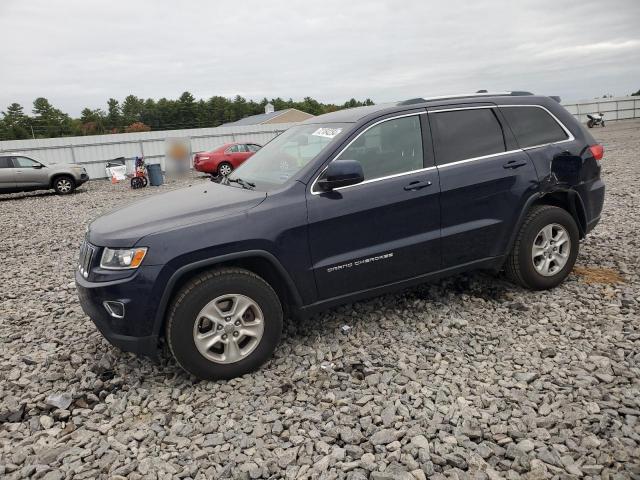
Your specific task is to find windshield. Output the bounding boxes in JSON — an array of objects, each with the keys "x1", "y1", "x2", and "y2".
[{"x1": 228, "y1": 123, "x2": 349, "y2": 190}]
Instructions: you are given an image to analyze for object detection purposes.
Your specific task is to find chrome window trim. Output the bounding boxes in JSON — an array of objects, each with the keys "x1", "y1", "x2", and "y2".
[
  {"x1": 311, "y1": 166, "x2": 438, "y2": 194},
  {"x1": 310, "y1": 104, "x2": 576, "y2": 194},
  {"x1": 436, "y1": 149, "x2": 524, "y2": 169},
  {"x1": 310, "y1": 111, "x2": 427, "y2": 195}
]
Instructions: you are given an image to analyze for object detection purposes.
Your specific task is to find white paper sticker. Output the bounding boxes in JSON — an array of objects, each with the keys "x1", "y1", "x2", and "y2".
[{"x1": 312, "y1": 127, "x2": 342, "y2": 139}]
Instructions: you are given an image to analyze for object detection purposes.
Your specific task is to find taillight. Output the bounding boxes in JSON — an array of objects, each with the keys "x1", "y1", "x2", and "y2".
[{"x1": 589, "y1": 144, "x2": 604, "y2": 161}]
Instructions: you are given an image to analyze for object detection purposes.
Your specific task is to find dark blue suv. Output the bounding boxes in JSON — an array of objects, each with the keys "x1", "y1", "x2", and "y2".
[{"x1": 76, "y1": 92, "x2": 605, "y2": 379}]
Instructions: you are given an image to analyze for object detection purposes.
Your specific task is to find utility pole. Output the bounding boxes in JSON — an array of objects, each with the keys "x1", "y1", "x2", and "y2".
[{"x1": 30, "y1": 125, "x2": 35, "y2": 139}]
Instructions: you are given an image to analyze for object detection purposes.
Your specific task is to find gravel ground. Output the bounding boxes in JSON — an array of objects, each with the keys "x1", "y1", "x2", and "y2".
[{"x1": 1, "y1": 120, "x2": 639, "y2": 480}]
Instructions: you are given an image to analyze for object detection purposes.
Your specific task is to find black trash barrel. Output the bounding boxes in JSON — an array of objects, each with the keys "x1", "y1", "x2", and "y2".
[{"x1": 147, "y1": 163, "x2": 164, "y2": 186}]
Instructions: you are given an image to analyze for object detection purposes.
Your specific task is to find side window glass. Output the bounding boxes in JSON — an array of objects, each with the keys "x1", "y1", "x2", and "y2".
[
  {"x1": 14, "y1": 157, "x2": 38, "y2": 168},
  {"x1": 431, "y1": 108, "x2": 506, "y2": 165},
  {"x1": 227, "y1": 145, "x2": 239, "y2": 153},
  {"x1": 238, "y1": 144, "x2": 249, "y2": 153},
  {"x1": 0, "y1": 157, "x2": 13, "y2": 168},
  {"x1": 336, "y1": 115, "x2": 424, "y2": 181},
  {"x1": 501, "y1": 106, "x2": 569, "y2": 148},
  {"x1": 248, "y1": 144, "x2": 260, "y2": 152}
]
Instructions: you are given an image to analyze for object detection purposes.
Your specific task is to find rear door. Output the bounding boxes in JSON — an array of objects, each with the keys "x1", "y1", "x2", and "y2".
[
  {"x1": 306, "y1": 112, "x2": 441, "y2": 300},
  {"x1": 225, "y1": 144, "x2": 247, "y2": 168},
  {"x1": 0, "y1": 156, "x2": 16, "y2": 190},
  {"x1": 429, "y1": 105, "x2": 538, "y2": 267}
]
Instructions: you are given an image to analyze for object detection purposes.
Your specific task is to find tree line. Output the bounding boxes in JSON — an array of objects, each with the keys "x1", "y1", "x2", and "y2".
[{"x1": 0, "y1": 93, "x2": 374, "y2": 141}]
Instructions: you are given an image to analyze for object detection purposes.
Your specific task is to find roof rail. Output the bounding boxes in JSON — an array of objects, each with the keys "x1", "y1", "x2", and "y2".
[{"x1": 398, "y1": 91, "x2": 534, "y2": 105}]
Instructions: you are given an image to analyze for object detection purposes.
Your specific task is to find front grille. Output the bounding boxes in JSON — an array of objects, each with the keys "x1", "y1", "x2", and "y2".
[{"x1": 78, "y1": 241, "x2": 96, "y2": 278}]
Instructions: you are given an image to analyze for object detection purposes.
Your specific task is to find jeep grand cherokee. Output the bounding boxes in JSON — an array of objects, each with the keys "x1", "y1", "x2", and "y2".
[{"x1": 76, "y1": 91, "x2": 605, "y2": 380}]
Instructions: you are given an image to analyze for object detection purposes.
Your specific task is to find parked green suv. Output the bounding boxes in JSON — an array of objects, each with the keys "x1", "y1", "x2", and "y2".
[{"x1": 0, "y1": 154, "x2": 89, "y2": 194}]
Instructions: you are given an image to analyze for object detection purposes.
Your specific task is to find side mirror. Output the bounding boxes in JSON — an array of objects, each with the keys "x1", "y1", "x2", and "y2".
[
  {"x1": 33, "y1": 164, "x2": 43, "y2": 169},
  {"x1": 317, "y1": 159, "x2": 364, "y2": 191}
]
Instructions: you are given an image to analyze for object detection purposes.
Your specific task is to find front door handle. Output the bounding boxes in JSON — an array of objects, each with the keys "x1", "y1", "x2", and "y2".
[
  {"x1": 503, "y1": 160, "x2": 527, "y2": 169},
  {"x1": 404, "y1": 180, "x2": 432, "y2": 191}
]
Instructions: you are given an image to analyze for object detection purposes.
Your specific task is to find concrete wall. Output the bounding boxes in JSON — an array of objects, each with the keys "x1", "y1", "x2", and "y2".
[
  {"x1": 0, "y1": 123, "x2": 295, "y2": 179},
  {"x1": 562, "y1": 96, "x2": 640, "y2": 124}
]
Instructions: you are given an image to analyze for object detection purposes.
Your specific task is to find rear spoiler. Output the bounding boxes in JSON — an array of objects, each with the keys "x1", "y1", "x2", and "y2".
[{"x1": 549, "y1": 96, "x2": 561, "y2": 103}]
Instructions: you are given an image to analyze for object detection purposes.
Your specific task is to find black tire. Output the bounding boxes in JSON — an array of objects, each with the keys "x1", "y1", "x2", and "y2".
[
  {"x1": 53, "y1": 175, "x2": 75, "y2": 195},
  {"x1": 166, "y1": 268, "x2": 283, "y2": 380},
  {"x1": 505, "y1": 205, "x2": 579, "y2": 290},
  {"x1": 130, "y1": 177, "x2": 142, "y2": 189},
  {"x1": 587, "y1": 119, "x2": 594, "y2": 128},
  {"x1": 218, "y1": 162, "x2": 233, "y2": 176},
  {"x1": 141, "y1": 176, "x2": 148, "y2": 187}
]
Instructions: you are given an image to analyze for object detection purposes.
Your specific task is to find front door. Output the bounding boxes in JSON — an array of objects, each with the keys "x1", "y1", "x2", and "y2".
[
  {"x1": 429, "y1": 106, "x2": 539, "y2": 267},
  {"x1": 12, "y1": 156, "x2": 45, "y2": 188},
  {"x1": 306, "y1": 113, "x2": 441, "y2": 300}
]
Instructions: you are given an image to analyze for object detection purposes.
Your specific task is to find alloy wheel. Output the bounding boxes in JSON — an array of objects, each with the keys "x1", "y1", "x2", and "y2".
[
  {"x1": 219, "y1": 164, "x2": 232, "y2": 176},
  {"x1": 192, "y1": 294, "x2": 264, "y2": 364},
  {"x1": 57, "y1": 179, "x2": 72, "y2": 193},
  {"x1": 531, "y1": 223, "x2": 571, "y2": 277}
]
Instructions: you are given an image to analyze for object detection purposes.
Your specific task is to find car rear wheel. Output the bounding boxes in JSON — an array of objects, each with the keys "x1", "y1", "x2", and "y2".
[
  {"x1": 166, "y1": 268, "x2": 283, "y2": 380},
  {"x1": 53, "y1": 175, "x2": 75, "y2": 195},
  {"x1": 218, "y1": 162, "x2": 233, "y2": 176},
  {"x1": 505, "y1": 205, "x2": 579, "y2": 290}
]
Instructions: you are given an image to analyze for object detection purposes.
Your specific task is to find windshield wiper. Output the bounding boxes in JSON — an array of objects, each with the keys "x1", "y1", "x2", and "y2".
[{"x1": 223, "y1": 176, "x2": 255, "y2": 190}]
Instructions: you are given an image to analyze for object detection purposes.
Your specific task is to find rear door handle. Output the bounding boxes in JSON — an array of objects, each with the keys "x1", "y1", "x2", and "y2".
[
  {"x1": 503, "y1": 160, "x2": 527, "y2": 169},
  {"x1": 404, "y1": 180, "x2": 432, "y2": 191}
]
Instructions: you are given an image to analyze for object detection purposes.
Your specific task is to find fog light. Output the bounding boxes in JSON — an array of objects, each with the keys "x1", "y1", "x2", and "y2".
[{"x1": 103, "y1": 301, "x2": 125, "y2": 319}]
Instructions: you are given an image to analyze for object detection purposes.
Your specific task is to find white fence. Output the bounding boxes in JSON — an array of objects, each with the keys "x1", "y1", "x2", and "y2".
[
  {"x1": 0, "y1": 123, "x2": 295, "y2": 179},
  {"x1": 562, "y1": 95, "x2": 640, "y2": 124}
]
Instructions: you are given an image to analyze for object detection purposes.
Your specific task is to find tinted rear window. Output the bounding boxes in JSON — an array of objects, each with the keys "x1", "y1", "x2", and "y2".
[
  {"x1": 501, "y1": 106, "x2": 568, "y2": 148},
  {"x1": 431, "y1": 108, "x2": 506, "y2": 165},
  {"x1": 0, "y1": 157, "x2": 12, "y2": 168}
]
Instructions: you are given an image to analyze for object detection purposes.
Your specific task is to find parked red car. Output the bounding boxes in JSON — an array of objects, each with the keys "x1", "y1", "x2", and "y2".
[{"x1": 193, "y1": 142, "x2": 261, "y2": 176}]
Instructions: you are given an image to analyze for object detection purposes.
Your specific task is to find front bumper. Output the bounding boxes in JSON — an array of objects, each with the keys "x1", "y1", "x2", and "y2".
[
  {"x1": 76, "y1": 172, "x2": 90, "y2": 186},
  {"x1": 76, "y1": 266, "x2": 163, "y2": 359}
]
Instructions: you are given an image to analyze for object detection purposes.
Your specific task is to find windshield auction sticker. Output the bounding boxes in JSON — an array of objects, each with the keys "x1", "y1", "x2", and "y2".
[{"x1": 312, "y1": 127, "x2": 342, "y2": 139}]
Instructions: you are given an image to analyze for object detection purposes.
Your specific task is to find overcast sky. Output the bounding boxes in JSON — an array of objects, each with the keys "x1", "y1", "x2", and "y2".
[{"x1": 1, "y1": 0, "x2": 639, "y2": 116}]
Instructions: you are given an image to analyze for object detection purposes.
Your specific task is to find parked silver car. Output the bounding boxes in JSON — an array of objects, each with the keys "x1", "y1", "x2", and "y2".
[{"x1": 0, "y1": 154, "x2": 89, "y2": 195}]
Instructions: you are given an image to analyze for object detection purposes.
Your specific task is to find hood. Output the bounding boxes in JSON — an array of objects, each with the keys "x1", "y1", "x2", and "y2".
[{"x1": 88, "y1": 181, "x2": 266, "y2": 246}]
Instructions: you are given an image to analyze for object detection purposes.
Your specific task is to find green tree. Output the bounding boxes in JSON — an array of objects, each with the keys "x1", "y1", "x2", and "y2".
[
  {"x1": 121, "y1": 95, "x2": 144, "y2": 125},
  {"x1": 79, "y1": 108, "x2": 106, "y2": 135},
  {"x1": 1, "y1": 103, "x2": 31, "y2": 139},
  {"x1": 177, "y1": 91, "x2": 197, "y2": 128},
  {"x1": 106, "y1": 98, "x2": 121, "y2": 131},
  {"x1": 32, "y1": 97, "x2": 72, "y2": 137}
]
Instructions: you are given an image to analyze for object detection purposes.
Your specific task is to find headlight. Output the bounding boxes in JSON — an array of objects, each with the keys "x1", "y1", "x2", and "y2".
[{"x1": 100, "y1": 247, "x2": 148, "y2": 270}]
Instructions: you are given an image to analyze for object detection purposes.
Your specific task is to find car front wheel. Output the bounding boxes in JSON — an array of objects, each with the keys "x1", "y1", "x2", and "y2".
[
  {"x1": 505, "y1": 205, "x2": 579, "y2": 290},
  {"x1": 53, "y1": 175, "x2": 75, "y2": 195},
  {"x1": 166, "y1": 268, "x2": 283, "y2": 380}
]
